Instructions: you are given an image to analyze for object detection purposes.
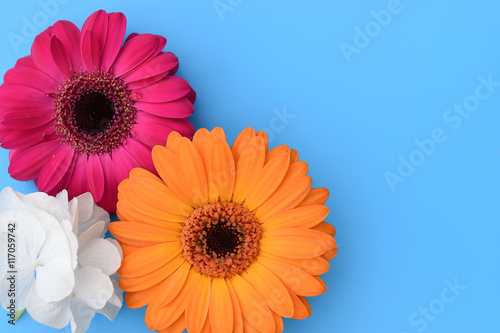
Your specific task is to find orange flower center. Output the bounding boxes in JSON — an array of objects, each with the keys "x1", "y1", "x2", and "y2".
[{"x1": 180, "y1": 201, "x2": 263, "y2": 279}]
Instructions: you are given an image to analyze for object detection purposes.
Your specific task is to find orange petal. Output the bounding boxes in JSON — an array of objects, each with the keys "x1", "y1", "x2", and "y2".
[
  {"x1": 130, "y1": 175, "x2": 193, "y2": 216},
  {"x1": 322, "y1": 247, "x2": 338, "y2": 261},
  {"x1": 209, "y1": 136, "x2": 236, "y2": 202},
  {"x1": 192, "y1": 128, "x2": 210, "y2": 153},
  {"x1": 119, "y1": 254, "x2": 184, "y2": 292},
  {"x1": 186, "y1": 273, "x2": 211, "y2": 333},
  {"x1": 231, "y1": 127, "x2": 256, "y2": 164},
  {"x1": 152, "y1": 145, "x2": 195, "y2": 206},
  {"x1": 109, "y1": 221, "x2": 179, "y2": 247},
  {"x1": 116, "y1": 199, "x2": 182, "y2": 230},
  {"x1": 121, "y1": 191, "x2": 186, "y2": 225},
  {"x1": 242, "y1": 319, "x2": 260, "y2": 333},
  {"x1": 118, "y1": 242, "x2": 142, "y2": 257},
  {"x1": 229, "y1": 275, "x2": 275, "y2": 333},
  {"x1": 272, "y1": 311, "x2": 284, "y2": 333},
  {"x1": 153, "y1": 268, "x2": 199, "y2": 330},
  {"x1": 245, "y1": 152, "x2": 290, "y2": 211},
  {"x1": 290, "y1": 149, "x2": 299, "y2": 163},
  {"x1": 160, "y1": 261, "x2": 192, "y2": 305},
  {"x1": 264, "y1": 145, "x2": 290, "y2": 165},
  {"x1": 261, "y1": 228, "x2": 335, "y2": 259},
  {"x1": 232, "y1": 136, "x2": 266, "y2": 203},
  {"x1": 276, "y1": 161, "x2": 309, "y2": 191},
  {"x1": 255, "y1": 130, "x2": 269, "y2": 153},
  {"x1": 210, "y1": 126, "x2": 227, "y2": 141},
  {"x1": 166, "y1": 131, "x2": 182, "y2": 151},
  {"x1": 175, "y1": 138, "x2": 209, "y2": 205},
  {"x1": 297, "y1": 187, "x2": 329, "y2": 207},
  {"x1": 129, "y1": 167, "x2": 162, "y2": 182},
  {"x1": 124, "y1": 281, "x2": 164, "y2": 309},
  {"x1": 261, "y1": 253, "x2": 330, "y2": 276},
  {"x1": 312, "y1": 221, "x2": 336, "y2": 237},
  {"x1": 226, "y1": 278, "x2": 244, "y2": 333},
  {"x1": 254, "y1": 176, "x2": 312, "y2": 221},
  {"x1": 258, "y1": 256, "x2": 325, "y2": 297},
  {"x1": 119, "y1": 242, "x2": 181, "y2": 278},
  {"x1": 288, "y1": 290, "x2": 311, "y2": 319},
  {"x1": 209, "y1": 279, "x2": 233, "y2": 333},
  {"x1": 200, "y1": 310, "x2": 212, "y2": 333},
  {"x1": 242, "y1": 262, "x2": 293, "y2": 318},
  {"x1": 262, "y1": 205, "x2": 329, "y2": 229},
  {"x1": 158, "y1": 312, "x2": 185, "y2": 333}
]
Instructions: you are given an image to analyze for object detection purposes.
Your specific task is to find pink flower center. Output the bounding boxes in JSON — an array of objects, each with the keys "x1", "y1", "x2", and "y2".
[
  {"x1": 180, "y1": 201, "x2": 263, "y2": 279},
  {"x1": 52, "y1": 71, "x2": 137, "y2": 155}
]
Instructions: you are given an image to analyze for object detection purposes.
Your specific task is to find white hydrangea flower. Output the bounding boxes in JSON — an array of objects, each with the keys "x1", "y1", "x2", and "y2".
[{"x1": 0, "y1": 187, "x2": 123, "y2": 332}]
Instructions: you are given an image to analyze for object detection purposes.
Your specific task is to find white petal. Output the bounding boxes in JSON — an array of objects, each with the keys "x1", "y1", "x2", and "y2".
[
  {"x1": 23, "y1": 192, "x2": 71, "y2": 223},
  {"x1": 78, "y1": 238, "x2": 122, "y2": 275},
  {"x1": 106, "y1": 238, "x2": 123, "y2": 260},
  {"x1": 61, "y1": 219, "x2": 79, "y2": 269},
  {"x1": 0, "y1": 210, "x2": 46, "y2": 274},
  {"x1": 69, "y1": 298, "x2": 96, "y2": 333},
  {"x1": 97, "y1": 273, "x2": 123, "y2": 320},
  {"x1": 0, "y1": 187, "x2": 27, "y2": 212},
  {"x1": 74, "y1": 267, "x2": 113, "y2": 309},
  {"x1": 26, "y1": 285, "x2": 70, "y2": 329},
  {"x1": 56, "y1": 190, "x2": 69, "y2": 211},
  {"x1": 77, "y1": 220, "x2": 105, "y2": 250},
  {"x1": 0, "y1": 267, "x2": 34, "y2": 310},
  {"x1": 35, "y1": 257, "x2": 75, "y2": 302},
  {"x1": 72, "y1": 193, "x2": 93, "y2": 226}
]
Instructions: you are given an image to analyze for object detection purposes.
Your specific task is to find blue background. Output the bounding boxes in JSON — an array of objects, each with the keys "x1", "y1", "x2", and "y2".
[{"x1": 1, "y1": 0, "x2": 499, "y2": 332}]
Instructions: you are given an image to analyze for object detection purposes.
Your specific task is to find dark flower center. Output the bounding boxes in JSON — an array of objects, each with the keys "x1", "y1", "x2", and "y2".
[
  {"x1": 180, "y1": 201, "x2": 263, "y2": 279},
  {"x1": 205, "y1": 223, "x2": 241, "y2": 257},
  {"x1": 74, "y1": 92, "x2": 115, "y2": 136},
  {"x1": 52, "y1": 71, "x2": 137, "y2": 155}
]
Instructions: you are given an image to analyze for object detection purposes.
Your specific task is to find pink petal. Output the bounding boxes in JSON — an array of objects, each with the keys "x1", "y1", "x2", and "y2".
[
  {"x1": 66, "y1": 155, "x2": 89, "y2": 200},
  {"x1": 87, "y1": 154, "x2": 105, "y2": 202},
  {"x1": 0, "y1": 123, "x2": 52, "y2": 149},
  {"x1": 0, "y1": 85, "x2": 52, "y2": 112},
  {"x1": 185, "y1": 88, "x2": 196, "y2": 104},
  {"x1": 15, "y1": 56, "x2": 36, "y2": 68},
  {"x1": 8, "y1": 140, "x2": 60, "y2": 181},
  {"x1": 100, "y1": 12, "x2": 127, "y2": 71},
  {"x1": 31, "y1": 32, "x2": 65, "y2": 81},
  {"x1": 3, "y1": 67, "x2": 58, "y2": 93},
  {"x1": 122, "y1": 139, "x2": 156, "y2": 173},
  {"x1": 51, "y1": 20, "x2": 85, "y2": 72},
  {"x1": 50, "y1": 35, "x2": 72, "y2": 77},
  {"x1": 123, "y1": 52, "x2": 178, "y2": 83},
  {"x1": 132, "y1": 122, "x2": 174, "y2": 148},
  {"x1": 134, "y1": 111, "x2": 194, "y2": 139},
  {"x1": 111, "y1": 34, "x2": 163, "y2": 77},
  {"x1": 37, "y1": 144, "x2": 75, "y2": 192},
  {"x1": 134, "y1": 97, "x2": 194, "y2": 118},
  {"x1": 81, "y1": 10, "x2": 108, "y2": 70},
  {"x1": 125, "y1": 73, "x2": 168, "y2": 90},
  {"x1": 97, "y1": 154, "x2": 118, "y2": 213},
  {"x1": 131, "y1": 76, "x2": 191, "y2": 103},
  {"x1": 81, "y1": 30, "x2": 103, "y2": 72},
  {"x1": 1, "y1": 112, "x2": 53, "y2": 129},
  {"x1": 111, "y1": 146, "x2": 140, "y2": 184}
]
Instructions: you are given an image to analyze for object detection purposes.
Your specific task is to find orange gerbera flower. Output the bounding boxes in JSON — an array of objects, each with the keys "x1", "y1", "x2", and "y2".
[{"x1": 109, "y1": 127, "x2": 337, "y2": 333}]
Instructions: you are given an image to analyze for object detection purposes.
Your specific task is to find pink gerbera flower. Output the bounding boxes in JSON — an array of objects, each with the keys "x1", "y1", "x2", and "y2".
[{"x1": 0, "y1": 10, "x2": 195, "y2": 212}]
